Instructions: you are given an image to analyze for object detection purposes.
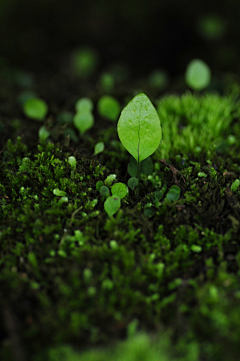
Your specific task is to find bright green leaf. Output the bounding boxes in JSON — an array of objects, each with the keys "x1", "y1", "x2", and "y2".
[
  {"x1": 73, "y1": 112, "x2": 94, "y2": 134},
  {"x1": 98, "y1": 95, "x2": 120, "y2": 121},
  {"x1": 111, "y1": 182, "x2": 128, "y2": 199},
  {"x1": 231, "y1": 179, "x2": 240, "y2": 193},
  {"x1": 75, "y1": 98, "x2": 93, "y2": 113},
  {"x1": 53, "y1": 189, "x2": 67, "y2": 197},
  {"x1": 104, "y1": 196, "x2": 121, "y2": 217},
  {"x1": 23, "y1": 97, "x2": 48, "y2": 121},
  {"x1": 117, "y1": 93, "x2": 162, "y2": 164},
  {"x1": 93, "y1": 142, "x2": 104, "y2": 156},
  {"x1": 185, "y1": 59, "x2": 211, "y2": 90},
  {"x1": 104, "y1": 174, "x2": 117, "y2": 187}
]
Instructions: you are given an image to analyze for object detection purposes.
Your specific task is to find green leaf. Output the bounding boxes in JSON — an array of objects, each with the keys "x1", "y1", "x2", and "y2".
[
  {"x1": 100, "y1": 186, "x2": 110, "y2": 197},
  {"x1": 231, "y1": 179, "x2": 240, "y2": 193},
  {"x1": 104, "y1": 174, "x2": 117, "y2": 187},
  {"x1": 98, "y1": 95, "x2": 121, "y2": 121},
  {"x1": 38, "y1": 126, "x2": 50, "y2": 141},
  {"x1": 23, "y1": 97, "x2": 48, "y2": 121},
  {"x1": 128, "y1": 177, "x2": 139, "y2": 190},
  {"x1": 96, "y1": 181, "x2": 104, "y2": 191},
  {"x1": 117, "y1": 93, "x2": 162, "y2": 164},
  {"x1": 104, "y1": 196, "x2": 121, "y2": 217},
  {"x1": 111, "y1": 182, "x2": 128, "y2": 199},
  {"x1": 73, "y1": 112, "x2": 94, "y2": 134},
  {"x1": 185, "y1": 59, "x2": 211, "y2": 90},
  {"x1": 166, "y1": 185, "x2": 181, "y2": 202},
  {"x1": 75, "y1": 98, "x2": 93, "y2": 113},
  {"x1": 93, "y1": 142, "x2": 104, "y2": 156}
]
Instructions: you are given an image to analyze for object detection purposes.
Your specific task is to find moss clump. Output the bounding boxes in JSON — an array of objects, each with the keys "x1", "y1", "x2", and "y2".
[{"x1": 1, "y1": 66, "x2": 240, "y2": 361}]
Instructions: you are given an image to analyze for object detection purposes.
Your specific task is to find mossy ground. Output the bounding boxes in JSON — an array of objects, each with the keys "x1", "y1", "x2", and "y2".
[{"x1": 1, "y1": 62, "x2": 240, "y2": 361}]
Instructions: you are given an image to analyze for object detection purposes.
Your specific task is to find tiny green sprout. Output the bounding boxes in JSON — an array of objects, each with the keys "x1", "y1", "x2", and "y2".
[
  {"x1": 68, "y1": 156, "x2": 77, "y2": 170},
  {"x1": 75, "y1": 98, "x2": 93, "y2": 113},
  {"x1": 53, "y1": 189, "x2": 67, "y2": 197},
  {"x1": 73, "y1": 111, "x2": 94, "y2": 135},
  {"x1": 104, "y1": 196, "x2": 121, "y2": 217},
  {"x1": 38, "y1": 125, "x2": 50, "y2": 141},
  {"x1": 117, "y1": 93, "x2": 162, "y2": 178},
  {"x1": 71, "y1": 47, "x2": 98, "y2": 78},
  {"x1": 111, "y1": 182, "x2": 128, "y2": 199},
  {"x1": 128, "y1": 177, "x2": 139, "y2": 190},
  {"x1": 93, "y1": 142, "x2": 104, "y2": 156},
  {"x1": 98, "y1": 95, "x2": 121, "y2": 121},
  {"x1": 23, "y1": 97, "x2": 48, "y2": 120},
  {"x1": 185, "y1": 59, "x2": 211, "y2": 90},
  {"x1": 191, "y1": 245, "x2": 202, "y2": 253}
]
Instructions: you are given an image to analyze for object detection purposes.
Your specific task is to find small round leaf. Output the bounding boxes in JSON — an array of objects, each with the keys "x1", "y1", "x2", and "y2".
[{"x1": 104, "y1": 196, "x2": 121, "y2": 217}]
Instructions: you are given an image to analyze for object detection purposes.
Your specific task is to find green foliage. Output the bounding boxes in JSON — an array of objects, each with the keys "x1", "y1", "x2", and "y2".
[
  {"x1": 23, "y1": 97, "x2": 48, "y2": 120},
  {"x1": 231, "y1": 179, "x2": 240, "y2": 192},
  {"x1": 185, "y1": 59, "x2": 211, "y2": 90},
  {"x1": 104, "y1": 195, "x2": 121, "y2": 217},
  {"x1": 165, "y1": 185, "x2": 181, "y2": 202},
  {"x1": 100, "y1": 185, "x2": 110, "y2": 197},
  {"x1": 73, "y1": 111, "x2": 94, "y2": 135},
  {"x1": 117, "y1": 93, "x2": 162, "y2": 166},
  {"x1": 128, "y1": 177, "x2": 139, "y2": 190},
  {"x1": 156, "y1": 93, "x2": 236, "y2": 159},
  {"x1": 93, "y1": 141, "x2": 104, "y2": 156},
  {"x1": 68, "y1": 156, "x2": 77, "y2": 170},
  {"x1": 111, "y1": 182, "x2": 128, "y2": 199},
  {"x1": 127, "y1": 156, "x2": 153, "y2": 177},
  {"x1": 75, "y1": 97, "x2": 93, "y2": 113},
  {"x1": 98, "y1": 95, "x2": 121, "y2": 121},
  {"x1": 38, "y1": 125, "x2": 50, "y2": 141}
]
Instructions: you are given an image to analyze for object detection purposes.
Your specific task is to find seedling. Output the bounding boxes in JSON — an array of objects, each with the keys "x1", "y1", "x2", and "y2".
[
  {"x1": 75, "y1": 98, "x2": 93, "y2": 113},
  {"x1": 185, "y1": 59, "x2": 211, "y2": 90},
  {"x1": 117, "y1": 93, "x2": 162, "y2": 178},
  {"x1": 73, "y1": 111, "x2": 94, "y2": 135},
  {"x1": 98, "y1": 95, "x2": 121, "y2": 121},
  {"x1": 93, "y1": 142, "x2": 104, "y2": 156},
  {"x1": 38, "y1": 126, "x2": 50, "y2": 142},
  {"x1": 104, "y1": 196, "x2": 121, "y2": 217},
  {"x1": 23, "y1": 97, "x2": 48, "y2": 121}
]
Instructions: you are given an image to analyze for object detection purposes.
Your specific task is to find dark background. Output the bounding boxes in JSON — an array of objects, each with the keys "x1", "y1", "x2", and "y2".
[{"x1": 0, "y1": 0, "x2": 239, "y2": 76}]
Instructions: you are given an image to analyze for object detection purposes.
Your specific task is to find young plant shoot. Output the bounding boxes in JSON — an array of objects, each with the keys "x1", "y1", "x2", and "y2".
[{"x1": 117, "y1": 93, "x2": 162, "y2": 178}]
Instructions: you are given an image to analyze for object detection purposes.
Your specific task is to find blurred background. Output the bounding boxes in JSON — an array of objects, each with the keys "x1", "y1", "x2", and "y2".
[{"x1": 0, "y1": 0, "x2": 239, "y2": 77}]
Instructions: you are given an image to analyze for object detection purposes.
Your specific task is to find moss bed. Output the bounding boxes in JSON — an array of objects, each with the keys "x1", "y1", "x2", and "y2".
[{"x1": 1, "y1": 60, "x2": 240, "y2": 361}]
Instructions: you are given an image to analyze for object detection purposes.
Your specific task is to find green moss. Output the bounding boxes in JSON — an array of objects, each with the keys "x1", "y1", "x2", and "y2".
[{"x1": 1, "y1": 71, "x2": 240, "y2": 361}]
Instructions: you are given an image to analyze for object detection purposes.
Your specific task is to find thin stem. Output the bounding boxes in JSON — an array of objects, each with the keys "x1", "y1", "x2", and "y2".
[{"x1": 136, "y1": 158, "x2": 140, "y2": 179}]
